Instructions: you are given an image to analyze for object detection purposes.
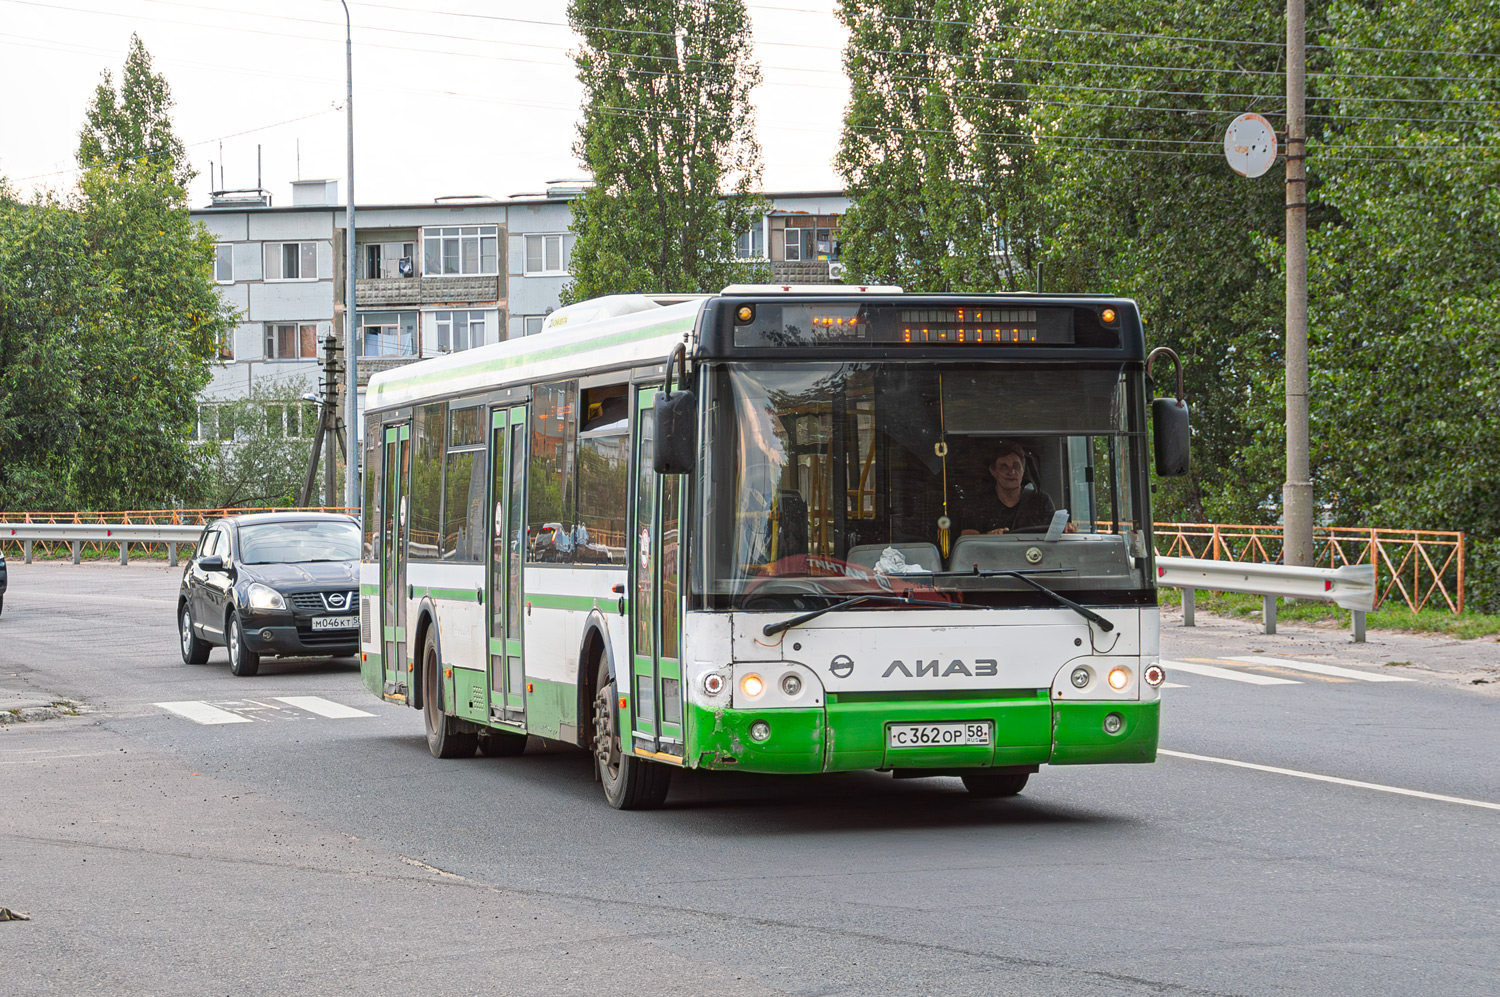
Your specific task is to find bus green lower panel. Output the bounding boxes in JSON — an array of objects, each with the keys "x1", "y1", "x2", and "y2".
[
  {"x1": 454, "y1": 669, "x2": 487, "y2": 723},
  {"x1": 685, "y1": 704, "x2": 825, "y2": 775},
  {"x1": 1050, "y1": 701, "x2": 1159, "y2": 764},
  {"x1": 524, "y1": 678, "x2": 575, "y2": 742},
  {"x1": 360, "y1": 653, "x2": 382, "y2": 697},
  {"x1": 827, "y1": 698, "x2": 1052, "y2": 772}
]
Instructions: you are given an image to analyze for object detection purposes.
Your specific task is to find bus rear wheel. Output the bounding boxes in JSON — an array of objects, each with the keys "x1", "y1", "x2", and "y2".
[
  {"x1": 422, "y1": 632, "x2": 477, "y2": 759},
  {"x1": 961, "y1": 771, "x2": 1029, "y2": 798},
  {"x1": 592, "y1": 657, "x2": 670, "y2": 810}
]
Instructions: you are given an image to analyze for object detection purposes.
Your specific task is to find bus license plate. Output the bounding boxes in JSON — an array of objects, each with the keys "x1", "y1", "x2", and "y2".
[
  {"x1": 887, "y1": 722, "x2": 991, "y2": 748},
  {"x1": 311, "y1": 615, "x2": 360, "y2": 631}
]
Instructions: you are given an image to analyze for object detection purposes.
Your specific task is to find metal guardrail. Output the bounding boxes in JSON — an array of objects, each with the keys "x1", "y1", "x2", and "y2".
[
  {"x1": 1154, "y1": 522, "x2": 1464, "y2": 614},
  {"x1": 1157, "y1": 555, "x2": 1378, "y2": 642},
  {"x1": 0, "y1": 508, "x2": 355, "y2": 565},
  {"x1": 1, "y1": 523, "x2": 206, "y2": 566}
]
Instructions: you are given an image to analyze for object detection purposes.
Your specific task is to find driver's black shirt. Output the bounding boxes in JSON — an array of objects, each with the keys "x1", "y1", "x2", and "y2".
[{"x1": 962, "y1": 487, "x2": 1057, "y2": 534}]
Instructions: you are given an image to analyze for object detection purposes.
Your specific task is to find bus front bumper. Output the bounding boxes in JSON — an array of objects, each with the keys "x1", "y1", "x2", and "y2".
[{"x1": 685, "y1": 697, "x2": 1159, "y2": 774}]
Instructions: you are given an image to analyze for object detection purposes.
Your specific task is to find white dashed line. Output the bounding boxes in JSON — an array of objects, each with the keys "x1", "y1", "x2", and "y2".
[
  {"x1": 1225, "y1": 656, "x2": 1415, "y2": 683},
  {"x1": 273, "y1": 696, "x2": 375, "y2": 719},
  {"x1": 1159, "y1": 749, "x2": 1500, "y2": 812}
]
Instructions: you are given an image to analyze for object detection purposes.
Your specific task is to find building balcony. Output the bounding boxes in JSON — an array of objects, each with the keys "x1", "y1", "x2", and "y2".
[{"x1": 355, "y1": 274, "x2": 502, "y2": 309}]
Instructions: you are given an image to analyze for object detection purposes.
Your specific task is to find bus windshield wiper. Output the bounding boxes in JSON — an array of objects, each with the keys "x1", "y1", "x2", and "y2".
[
  {"x1": 896, "y1": 566, "x2": 1114, "y2": 632},
  {"x1": 761, "y1": 593, "x2": 978, "y2": 638}
]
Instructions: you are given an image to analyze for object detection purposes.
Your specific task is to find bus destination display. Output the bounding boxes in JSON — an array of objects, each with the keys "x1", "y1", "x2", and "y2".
[{"x1": 732, "y1": 302, "x2": 1080, "y2": 348}]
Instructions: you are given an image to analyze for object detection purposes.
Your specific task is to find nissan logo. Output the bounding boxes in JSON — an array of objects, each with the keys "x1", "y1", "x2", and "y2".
[{"x1": 829, "y1": 655, "x2": 854, "y2": 679}]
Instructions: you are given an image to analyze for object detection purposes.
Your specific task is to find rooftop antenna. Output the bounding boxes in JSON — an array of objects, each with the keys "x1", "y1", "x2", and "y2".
[
  {"x1": 297, "y1": 138, "x2": 301, "y2": 180},
  {"x1": 257, "y1": 144, "x2": 262, "y2": 192}
]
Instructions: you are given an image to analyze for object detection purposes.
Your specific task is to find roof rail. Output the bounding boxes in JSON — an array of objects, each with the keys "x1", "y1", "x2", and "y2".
[{"x1": 720, "y1": 283, "x2": 903, "y2": 294}]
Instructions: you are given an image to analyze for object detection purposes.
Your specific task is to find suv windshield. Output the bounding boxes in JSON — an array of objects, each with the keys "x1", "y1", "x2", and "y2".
[
  {"x1": 238, "y1": 521, "x2": 360, "y2": 565},
  {"x1": 698, "y1": 362, "x2": 1152, "y2": 609}
]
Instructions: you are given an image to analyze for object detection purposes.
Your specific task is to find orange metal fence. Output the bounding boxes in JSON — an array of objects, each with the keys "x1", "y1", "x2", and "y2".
[
  {"x1": 1153, "y1": 522, "x2": 1465, "y2": 614},
  {"x1": 1, "y1": 510, "x2": 1468, "y2": 614}
]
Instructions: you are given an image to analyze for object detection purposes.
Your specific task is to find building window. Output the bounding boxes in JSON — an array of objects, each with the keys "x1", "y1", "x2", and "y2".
[
  {"x1": 265, "y1": 323, "x2": 319, "y2": 360},
  {"x1": 263, "y1": 241, "x2": 318, "y2": 281},
  {"x1": 524, "y1": 234, "x2": 571, "y2": 275},
  {"x1": 422, "y1": 225, "x2": 498, "y2": 276},
  {"x1": 735, "y1": 227, "x2": 764, "y2": 259},
  {"x1": 216, "y1": 327, "x2": 234, "y2": 361},
  {"x1": 523, "y1": 315, "x2": 547, "y2": 336},
  {"x1": 435, "y1": 310, "x2": 488, "y2": 353},
  {"x1": 361, "y1": 311, "x2": 417, "y2": 356},
  {"x1": 783, "y1": 227, "x2": 802, "y2": 261},
  {"x1": 215, "y1": 244, "x2": 234, "y2": 283},
  {"x1": 362, "y1": 241, "x2": 415, "y2": 278}
]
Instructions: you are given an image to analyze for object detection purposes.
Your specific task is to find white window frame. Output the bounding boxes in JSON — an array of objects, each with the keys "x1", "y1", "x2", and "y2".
[
  {"x1": 435, "y1": 309, "x2": 489, "y2": 353},
  {"x1": 264, "y1": 322, "x2": 320, "y2": 361},
  {"x1": 523, "y1": 315, "x2": 547, "y2": 336},
  {"x1": 263, "y1": 241, "x2": 319, "y2": 282},
  {"x1": 422, "y1": 225, "x2": 499, "y2": 277},
  {"x1": 361, "y1": 312, "x2": 417, "y2": 357},
  {"x1": 783, "y1": 227, "x2": 803, "y2": 262},
  {"x1": 215, "y1": 244, "x2": 234, "y2": 284},
  {"x1": 524, "y1": 233, "x2": 571, "y2": 276}
]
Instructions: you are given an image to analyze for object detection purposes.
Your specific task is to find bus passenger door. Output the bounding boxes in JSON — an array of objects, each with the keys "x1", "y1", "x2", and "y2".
[
  {"x1": 381, "y1": 423, "x2": 410, "y2": 699},
  {"x1": 487, "y1": 406, "x2": 528, "y2": 725},
  {"x1": 629, "y1": 389, "x2": 684, "y2": 758}
]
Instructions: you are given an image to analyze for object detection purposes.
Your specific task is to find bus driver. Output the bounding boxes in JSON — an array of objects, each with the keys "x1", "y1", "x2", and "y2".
[{"x1": 959, "y1": 441, "x2": 1075, "y2": 536}]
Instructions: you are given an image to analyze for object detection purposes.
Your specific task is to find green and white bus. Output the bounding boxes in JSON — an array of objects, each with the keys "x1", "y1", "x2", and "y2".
[{"x1": 358, "y1": 285, "x2": 1189, "y2": 809}]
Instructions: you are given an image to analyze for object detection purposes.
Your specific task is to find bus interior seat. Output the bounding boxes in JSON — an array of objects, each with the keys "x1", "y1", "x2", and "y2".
[{"x1": 845, "y1": 542, "x2": 943, "y2": 574}]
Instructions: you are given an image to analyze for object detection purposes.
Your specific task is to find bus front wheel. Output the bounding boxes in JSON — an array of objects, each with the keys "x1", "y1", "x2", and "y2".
[
  {"x1": 592, "y1": 657, "x2": 671, "y2": 810},
  {"x1": 961, "y1": 771, "x2": 1029, "y2": 798},
  {"x1": 423, "y1": 632, "x2": 477, "y2": 759}
]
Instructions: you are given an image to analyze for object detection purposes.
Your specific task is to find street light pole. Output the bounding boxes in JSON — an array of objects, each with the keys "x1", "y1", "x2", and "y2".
[{"x1": 340, "y1": 0, "x2": 360, "y2": 515}]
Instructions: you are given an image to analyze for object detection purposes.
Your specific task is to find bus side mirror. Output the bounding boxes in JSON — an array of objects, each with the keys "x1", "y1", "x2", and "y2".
[
  {"x1": 653, "y1": 389, "x2": 697, "y2": 475},
  {"x1": 1152, "y1": 397, "x2": 1190, "y2": 476}
]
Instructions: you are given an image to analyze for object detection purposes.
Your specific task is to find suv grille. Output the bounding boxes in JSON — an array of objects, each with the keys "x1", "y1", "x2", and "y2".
[{"x1": 289, "y1": 591, "x2": 357, "y2": 613}]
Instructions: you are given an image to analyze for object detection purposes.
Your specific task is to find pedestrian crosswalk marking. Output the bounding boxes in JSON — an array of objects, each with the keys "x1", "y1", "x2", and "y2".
[
  {"x1": 1224, "y1": 656, "x2": 1414, "y2": 683},
  {"x1": 156, "y1": 697, "x2": 374, "y2": 724},
  {"x1": 155, "y1": 701, "x2": 253, "y2": 725},
  {"x1": 1162, "y1": 660, "x2": 1301, "y2": 686},
  {"x1": 273, "y1": 696, "x2": 375, "y2": 718}
]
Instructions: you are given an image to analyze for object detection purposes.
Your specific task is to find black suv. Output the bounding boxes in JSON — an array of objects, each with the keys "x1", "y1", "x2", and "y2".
[{"x1": 177, "y1": 513, "x2": 360, "y2": 676}]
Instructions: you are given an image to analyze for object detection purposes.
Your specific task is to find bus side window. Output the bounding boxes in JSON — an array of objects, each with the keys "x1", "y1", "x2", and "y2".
[{"x1": 528, "y1": 381, "x2": 578, "y2": 562}]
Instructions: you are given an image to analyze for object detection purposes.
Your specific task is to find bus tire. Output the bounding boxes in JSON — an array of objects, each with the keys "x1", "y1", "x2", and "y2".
[
  {"x1": 478, "y1": 730, "x2": 528, "y2": 757},
  {"x1": 592, "y1": 656, "x2": 671, "y2": 810},
  {"x1": 422, "y1": 630, "x2": 477, "y2": 759},
  {"x1": 961, "y1": 772, "x2": 1029, "y2": 798}
]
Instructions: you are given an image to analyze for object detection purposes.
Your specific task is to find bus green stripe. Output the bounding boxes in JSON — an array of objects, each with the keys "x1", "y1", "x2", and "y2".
[
  {"x1": 369, "y1": 314, "x2": 696, "y2": 404},
  {"x1": 528, "y1": 593, "x2": 624, "y2": 613},
  {"x1": 413, "y1": 586, "x2": 481, "y2": 603}
]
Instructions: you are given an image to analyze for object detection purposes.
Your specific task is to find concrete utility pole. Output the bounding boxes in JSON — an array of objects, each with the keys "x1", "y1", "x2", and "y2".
[
  {"x1": 1283, "y1": 0, "x2": 1313, "y2": 567},
  {"x1": 341, "y1": 0, "x2": 360, "y2": 516}
]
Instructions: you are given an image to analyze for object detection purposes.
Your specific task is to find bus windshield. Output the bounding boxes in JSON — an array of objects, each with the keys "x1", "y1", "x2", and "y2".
[{"x1": 699, "y1": 362, "x2": 1152, "y2": 608}]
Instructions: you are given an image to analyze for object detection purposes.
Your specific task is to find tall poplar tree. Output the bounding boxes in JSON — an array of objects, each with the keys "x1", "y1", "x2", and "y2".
[
  {"x1": 834, "y1": 1, "x2": 1044, "y2": 291},
  {"x1": 564, "y1": 0, "x2": 767, "y2": 300},
  {"x1": 77, "y1": 33, "x2": 193, "y2": 191}
]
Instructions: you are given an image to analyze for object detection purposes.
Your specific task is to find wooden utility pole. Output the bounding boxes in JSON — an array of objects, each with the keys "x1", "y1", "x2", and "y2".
[
  {"x1": 1283, "y1": 0, "x2": 1313, "y2": 566},
  {"x1": 298, "y1": 333, "x2": 346, "y2": 508}
]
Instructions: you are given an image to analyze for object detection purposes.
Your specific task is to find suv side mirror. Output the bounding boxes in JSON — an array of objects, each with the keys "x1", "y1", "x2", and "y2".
[
  {"x1": 652, "y1": 344, "x2": 696, "y2": 475},
  {"x1": 198, "y1": 555, "x2": 226, "y2": 572}
]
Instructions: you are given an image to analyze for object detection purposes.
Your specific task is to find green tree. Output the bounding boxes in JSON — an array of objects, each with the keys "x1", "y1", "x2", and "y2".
[
  {"x1": 0, "y1": 37, "x2": 233, "y2": 512},
  {"x1": 564, "y1": 0, "x2": 767, "y2": 300},
  {"x1": 76, "y1": 33, "x2": 192, "y2": 190},
  {"x1": 834, "y1": 1, "x2": 1044, "y2": 292},
  {"x1": 197, "y1": 380, "x2": 318, "y2": 508}
]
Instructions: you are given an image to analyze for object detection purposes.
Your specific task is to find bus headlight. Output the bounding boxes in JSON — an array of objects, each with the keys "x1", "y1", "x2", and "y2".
[
  {"x1": 1103, "y1": 713, "x2": 1124, "y2": 735},
  {"x1": 780, "y1": 673, "x2": 802, "y2": 696},
  {"x1": 1107, "y1": 666, "x2": 1131, "y2": 690},
  {"x1": 740, "y1": 673, "x2": 765, "y2": 699},
  {"x1": 749, "y1": 720, "x2": 771, "y2": 741},
  {"x1": 1070, "y1": 667, "x2": 1091, "y2": 689}
]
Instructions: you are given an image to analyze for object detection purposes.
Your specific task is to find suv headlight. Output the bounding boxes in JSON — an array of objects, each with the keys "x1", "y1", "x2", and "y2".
[{"x1": 247, "y1": 583, "x2": 287, "y2": 611}]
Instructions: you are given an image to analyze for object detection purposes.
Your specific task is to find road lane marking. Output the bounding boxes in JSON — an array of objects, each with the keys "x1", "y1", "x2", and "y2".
[
  {"x1": 1224, "y1": 656, "x2": 1414, "y2": 683},
  {"x1": 1162, "y1": 660, "x2": 1301, "y2": 686},
  {"x1": 1159, "y1": 749, "x2": 1500, "y2": 812},
  {"x1": 1162, "y1": 682, "x2": 1189, "y2": 689},
  {"x1": 155, "y1": 701, "x2": 253, "y2": 725},
  {"x1": 273, "y1": 696, "x2": 374, "y2": 719}
]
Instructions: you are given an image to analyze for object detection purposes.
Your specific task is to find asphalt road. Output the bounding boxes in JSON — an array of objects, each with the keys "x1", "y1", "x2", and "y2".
[{"x1": 3, "y1": 561, "x2": 1499, "y2": 996}]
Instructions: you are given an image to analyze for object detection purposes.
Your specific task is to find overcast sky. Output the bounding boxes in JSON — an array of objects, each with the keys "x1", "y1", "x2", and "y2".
[{"x1": 0, "y1": 0, "x2": 849, "y2": 208}]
